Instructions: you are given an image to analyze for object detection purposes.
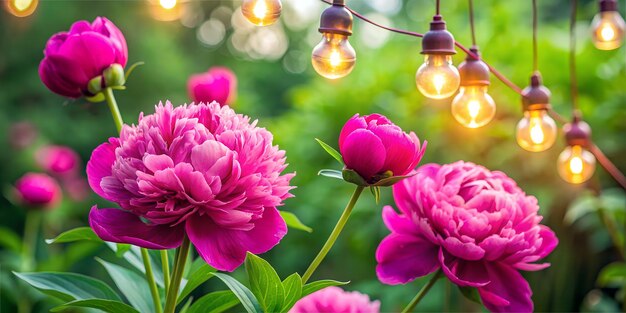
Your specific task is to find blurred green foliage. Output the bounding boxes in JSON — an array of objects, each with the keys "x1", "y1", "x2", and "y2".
[{"x1": 0, "y1": 0, "x2": 625, "y2": 312}]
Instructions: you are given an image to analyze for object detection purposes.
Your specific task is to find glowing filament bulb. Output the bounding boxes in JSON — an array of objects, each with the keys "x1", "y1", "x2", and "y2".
[
  {"x1": 329, "y1": 50, "x2": 342, "y2": 68},
  {"x1": 530, "y1": 121, "x2": 545, "y2": 144},
  {"x1": 601, "y1": 25, "x2": 616, "y2": 40},
  {"x1": 558, "y1": 145, "x2": 596, "y2": 184},
  {"x1": 415, "y1": 54, "x2": 460, "y2": 99},
  {"x1": 468, "y1": 100, "x2": 480, "y2": 119},
  {"x1": 5, "y1": 0, "x2": 38, "y2": 17},
  {"x1": 451, "y1": 86, "x2": 496, "y2": 128},
  {"x1": 433, "y1": 75, "x2": 445, "y2": 94},
  {"x1": 159, "y1": 0, "x2": 176, "y2": 9},
  {"x1": 516, "y1": 110, "x2": 557, "y2": 152},
  {"x1": 312, "y1": 33, "x2": 356, "y2": 79},
  {"x1": 242, "y1": 0, "x2": 282, "y2": 26},
  {"x1": 591, "y1": 11, "x2": 626, "y2": 50},
  {"x1": 253, "y1": 0, "x2": 268, "y2": 19},
  {"x1": 14, "y1": 0, "x2": 32, "y2": 11},
  {"x1": 569, "y1": 156, "x2": 584, "y2": 174}
]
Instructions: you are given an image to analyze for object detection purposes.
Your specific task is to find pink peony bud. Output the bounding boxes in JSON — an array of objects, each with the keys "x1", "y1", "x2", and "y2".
[
  {"x1": 39, "y1": 17, "x2": 128, "y2": 98},
  {"x1": 289, "y1": 287, "x2": 380, "y2": 313},
  {"x1": 187, "y1": 67, "x2": 237, "y2": 106},
  {"x1": 35, "y1": 145, "x2": 80, "y2": 176},
  {"x1": 338, "y1": 114, "x2": 426, "y2": 183},
  {"x1": 15, "y1": 173, "x2": 62, "y2": 209}
]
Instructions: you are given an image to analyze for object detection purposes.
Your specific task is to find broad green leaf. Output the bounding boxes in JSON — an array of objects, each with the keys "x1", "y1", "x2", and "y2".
[
  {"x1": 14, "y1": 272, "x2": 121, "y2": 302},
  {"x1": 280, "y1": 211, "x2": 313, "y2": 233},
  {"x1": 245, "y1": 252, "x2": 285, "y2": 312},
  {"x1": 179, "y1": 296, "x2": 193, "y2": 313},
  {"x1": 280, "y1": 273, "x2": 302, "y2": 313},
  {"x1": 106, "y1": 243, "x2": 165, "y2": 288},
  {"x1": 116, "y1": 244, "x2": 131, "y2": 257},
  {"x1": 187, "y1": 290, "x2": 240, "y2": 313},
  {"x1": 0, "y1": 227, "x2": 22, "y2": 253},
  {"x1": 302, "y1": 280, "x2": 349, "y2": 297},
  {"x1": 211, "y1": 272, "x2": 262, "y2": 313},
  {"x1": 318, "y1": 169, "x2": 344, "y2": 180},
  {"x1": 45, "y1": 227, "x2": 102, "y2": 244},
  {"x1": 459, "y1": 286, "x2": 482, "y2": 304},
  {"x1": 598, "y1": 262, "x2": 626, "y2": 287},
  {"x1": 51, "y1": 299, "x2": 139, "y2": 313},
  {"x1": 97, "y1": 258, "x2": 154, "y2": 313},
  {"x1": 178, "y1": 262, "x2": 217, "y2": 304},
  {"x1": 315, "y1": 138, "x2": 344, "y2": 165},
  {"x1": 342, "y1": 169, "x2": 368, "y2": 186}
]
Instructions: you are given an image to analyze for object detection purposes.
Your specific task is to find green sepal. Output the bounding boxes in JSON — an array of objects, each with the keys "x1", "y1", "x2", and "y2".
[
  {"x1": 370, "y1": 186, "x2": 381, "y2": 204},
  {"x1": 86, "y1": 92, "x2": 105, "y2": 103},
  {"x1": 341, "y1": 169, "x2": 368, "y2": 186},
  {"x1": 315, "y1": 138, "x2": 344, "y2": 166},
  {"x1": 372, "y1": 173, "x2": 416, "y2": 187},
  {"x1": 125, "y1": 61, "x2": 145, "y2": 80},
  {"x1": 103, "y1": 63, "x2": 126, "y2": 88},
  {"x1": 318, "y1": 169, "x2": 343, "y2": 180},
  {"x1": 87, "y1": 76, "x2": 103, "y2": 95}
]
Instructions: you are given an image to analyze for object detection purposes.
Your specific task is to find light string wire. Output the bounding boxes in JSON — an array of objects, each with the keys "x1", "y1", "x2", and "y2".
[
  {"x1": 532, "y1": 0, "x2": 539, "y2": 71},
  {"x1": 570, "y1": 0, "x2": 579, "y2": 113},
  {"x1": 436, "y1": 0, "x2": 440, "y2": 16},
  {"x1": 469, "y1": 0, "x2": 477, "y2": 47},
  {"x1": 318, "y1": 0, "x2": 626, "y2": 190}
]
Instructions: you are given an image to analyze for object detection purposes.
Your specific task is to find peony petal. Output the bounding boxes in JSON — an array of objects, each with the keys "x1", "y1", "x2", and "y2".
[
  {"x1": 89, "y1": 206, "x2": 184, "y2": 249},
  {"x1": 382, "y1": 206, "x2": 419, "y2": 236},
  {"x1": 340, "y1": 129, "x2": 386, "y2": 180},
  {"x1": 438, "y1": 249, "x2": 490, "y2": 287},
  {"x1": 39, "y1": 56, "x2": 85, "y2": 98},
  {"x1": 535, "y1": 225, "x2": 558, "y2": 259},
  {"x1": 57, "y1": 32, "x2": 117, "y2": 83},
  {"x1": 86, "y1": 138, "x2": 119, "y2": 200},
  {"x1": 338, "y1": 114, "x2": 366, "y2": 149},
  {"x1": 369, "y1": 124, "x2": 419, "y2": 176},
  {"x1": 376, "y1": 233, "x2": 439, "y2": 285},
  {"x1": 186, "y1": 207, "x2": 287, "y2": 272},
  {"x1": 478, "y1": 263, "x2": 533, "y2": 313},
  {"x1": 442, "y1": 236, "x2": 485, "y2": 261},
  {"x1": 91, "y1": 17, "x2": 128, "y2": 66}
]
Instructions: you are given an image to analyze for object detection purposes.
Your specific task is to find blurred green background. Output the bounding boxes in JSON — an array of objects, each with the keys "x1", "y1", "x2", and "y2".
[{"x1": 1, "y1": 0, "x2": 625, "y2": 312}]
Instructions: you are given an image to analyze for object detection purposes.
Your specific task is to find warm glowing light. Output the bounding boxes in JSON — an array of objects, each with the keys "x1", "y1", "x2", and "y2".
[
  {"x1": 516, "y1": 110, "x2": 557, "y2": 152},
  {"x1": 253, "y1": 0, "x2": 268, "y2": 19},
  {"x1": 159, "y1": 0, "x2": 176, "y2": 9},
  {"x1": 415, "y1": 55, "x2": 460, "y2": 99},
  {"x1": 591, "y1": 11, "x2": 626, "y2": 50},
  {"x1": 242, "y1": 0, "x2": 282, "y2": 26},
  {"x1": 312, "y1": 33, "x2": 356, "y2": 79},
  {"x1": 558, "y1": 145, "x2": 596, "y2": 184},
  {"x1": 5, "y1": 0, "x2": 38, "y2": 17},
  {"x1": 451, "y1": 86, "x2": 496, "y2": 128},
  {"x1": 468, "y1": 100, "x2": 480, "y2": 119},
  {"x1": 601, "y1": 25, "x2": 616, "y2": 40}
]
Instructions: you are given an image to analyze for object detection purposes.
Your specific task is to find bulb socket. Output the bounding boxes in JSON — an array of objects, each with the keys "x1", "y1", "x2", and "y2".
[
  {"x1": 564, "y1": 117, "x2": 592, "y2": 147},
  {"x1": 458, "y1": 47, "x2": 490, "y2": 86},
  {"x1": 522, "y1": 72, "x2": 551, "y2": 111},
  {"x1": 599, "y1": 0, "x2": 618, "y2": 12},
  {"x1": 318, "y1": 3, "x2": 353, "y2": 36},
  {"x1": 421, "y1": 15, "x2": 457, "y2": 55}
]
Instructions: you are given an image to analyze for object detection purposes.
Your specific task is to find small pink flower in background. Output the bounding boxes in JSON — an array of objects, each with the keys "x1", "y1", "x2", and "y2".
[
  {"x1": 87, "y1": 102, "x2": 294, "y2": 271},
  {"x1": 289, "y1": 287, "x2": 380, "y2": 313},
  {"x1": 339, "y1": 114, "x2": 426, "y2": 184},
  {"x1": 39, "y1": 17, "x2": 127, "y2": 98},
  {"x1": 376, "y1": 161, "x2": 558, "y2": 313},
  {"x1": 187, "y1": 67, "x2": 237, "y2": 106},
  {"x1": 15, "y1": 173, "x2": 61, "y2": 209},
  {"x1": 36, "y1": 145, "x2": 80, "y2": 176},
  {"x1": 9, "y1": 122, "x2": 38, "y2": 150}
]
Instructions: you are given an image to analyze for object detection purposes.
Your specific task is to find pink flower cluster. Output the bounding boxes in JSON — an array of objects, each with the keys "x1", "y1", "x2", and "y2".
[
  {"x1": 376, "y1": 161, "x2": 558, "y2": 312},
  {"x1": 289, "y1": 287, "x2": 380, "y2": 313},
  {"x1": 87, "y1": 102, "x2": 294, "y2": 271},
  {"x1": 187, "y1": 67, "x2": 237, "y2": 107}
]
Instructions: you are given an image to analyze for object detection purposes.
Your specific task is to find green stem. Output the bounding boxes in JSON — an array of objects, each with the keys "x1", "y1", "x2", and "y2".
[
  {"x1": 161, "y1": 250, "x2": 171, "y2": 292},
  {"x1": 21, "y1": 211, "x2": 41, "y2": 272},
  {"x1": 164, "y1": 236, "x2": 191, "y2": 313},
  {"x1": 401, "y1": 270, "x2": 443, "y2": 313},
  {"x1": 302, "y1": 186, "x2": 365, "y2": 284},
  {"x1": 141, "y1": 248, "x2": 163, "y2": 313},
  {"x1": 103, "y1": 87, "x2": 124, "y2": 133}
]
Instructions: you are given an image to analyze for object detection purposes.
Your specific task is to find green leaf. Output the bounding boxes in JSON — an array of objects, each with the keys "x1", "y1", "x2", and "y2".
[
  {"x1": 96, "y1": 258, "x2": 155, "y2": 313},
  {"x1": 245, "y1": 252, "x2": 285, "y2": 312},
  {"x1": 280, "y1": 211, "x2": 313, "y2": 233},
  {"x1": 179, "y1": 296, "x2": 194, "y2": 313},
  {"x1": 187, "y1": 290, "x2": 240, "y2": 313},
  {"x1": 106, "y1": 243, "x2": 165, "y2": 288},
  {"x1": 280, "y1": 273, "x2": 302, "y2": 313},
  {"x1": 318, "y1": 169, "x2": 344, "y2": 180},
  {"x1": 315, "y1": 138, "x2": 344, "y2": 165},
  {"x1": 14, "y1": 272, "x2": 121, "y2": 303},
  {"x1": 45, "y1": 227, "x2": 102, "y2": 244},
  {"x1": 116, "y1": 244, "x2": 131, "y2": 257},
  {"x1": 370, "y1": 186, "x2": 381, "y2": 204},
  {"x1": 302, "y1": 280, "x2": 349, "y2": 297},
  {"x1": 598, "y1": 262, "x2": 626, "y2": 287},
  {"x1": 178, "y1": 262, "x2": 217, "y2": 304},
  {"x1": 51, "y1": 299, "x2": 139, "y2": 313},
  {"x1": 372, "y1": 173, "x2": 416, "y2": 187},
  {"x1": 342, "y1": 169, "x2": 368, "y2": 186},
  {"x1": 211, "y1": 273, "x2": 262, "y2": 313},
  {"x1": 125, "y1": 61, "x2": 145, "y2": 80},
  {"x1": 458, "y1": 286, "x2": 482, "y2": 305},
  {"x1": 0, "y1": 227, "x2": 22, "y2": 253}
]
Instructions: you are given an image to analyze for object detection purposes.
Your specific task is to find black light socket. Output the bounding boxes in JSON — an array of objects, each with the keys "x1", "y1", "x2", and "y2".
[
  {"x1": 600, "y1": 0, "x2": 618, "y2": 12},
  {"x1": 458, "y1": 47, "x2": 490, "y2": 86},
  {"x1": 564, "y1": 117, "x2": 592, "y2": 147},
  {"x1": 522, "y1": 72, "x2": 551, "y2": 111},
  {"x1": 318, "y1": 1, "x2": 353, "y2": 36},
  {"x1": 421, "y1": 15, "x2": 456, "y2": 55}
]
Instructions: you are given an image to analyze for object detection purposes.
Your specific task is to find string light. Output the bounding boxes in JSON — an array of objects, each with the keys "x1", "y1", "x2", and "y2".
[
  {"x1": 4, "y1": 0, "x2": 38, "y2": 17},
  {"x1": 590, "y1": 0, "x2": 625, "y2": 50},
  {"x1": 242, "y1": 0, "x2": 282, "y2": 26},
  {"x1": 311, "y1": 0, "x2": 356, "y2": 79},
  {"x1": 149, "y1": 0, "x2": 183, "y2": 21},
  {"x1": 516, "y1": 74, "x2": 558, "y2": 152},
  {"x1": 558, "y1": 118, "x2": 596, "y2": 184}
]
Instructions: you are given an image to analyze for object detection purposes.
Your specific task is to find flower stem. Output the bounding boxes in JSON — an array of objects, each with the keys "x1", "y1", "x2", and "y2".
[
  {"x1": 164, "y1": 236, "x2": 191, "y2": 313},
  {"x1": 103, "y1": 87, "x2": 124, "y2": 133},
  {"x1": 18, "y1": 211, "x2": 42, "y2": 313},
  {"x1": 302, "y1": 185, "x2": 365, "y2": 284},
  {"x1": 401, "y1": 270, "x2": 443, "y2": 313},
  {"x1": 141, "y1": 248, "x2": 163, "y2": 313},
  {"x1": 161, "y1": 250, "x2": 171, "y2": 292}
]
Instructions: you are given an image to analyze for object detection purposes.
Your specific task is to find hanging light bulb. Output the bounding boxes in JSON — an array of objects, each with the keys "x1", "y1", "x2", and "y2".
[
  {"x1": 590, "y1": 0, "x2": 626, "y2": 50},
  {"x1": 415, "y1": 15, "x2": 460, "y2": 99},
  {"x1": 149, "y1": 0, "x2": 183, "y2": 21},
  {"x1": 557, "y1": 118, "x2": 596, "y2": 184},
  {"x1": 516, "y1": 73, "x2": 558, "y2": 152},
  {"x1": 4, "y1": 0, "x2": 38, "y2": 17},
  {"x1": 242, "y1": 0, "x2": 282, "y2": 26},
  {"x1": 451, "y1": 47, "x2": 495, "y2": 128},
  {"x1": 311, "y1": 0, "x2": 356, "y2": 79}
]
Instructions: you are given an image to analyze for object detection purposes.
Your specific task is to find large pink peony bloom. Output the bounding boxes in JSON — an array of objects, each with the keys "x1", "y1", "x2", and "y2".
[
  {"x1": 87, "y1": 102, "x2": 294, "y2": 271},
  {"x1": 289, "y1": 287, "x2": 380, "y2": 313},
  {"x1": 376, "y1": 161, "x2": 558, "y2": 313}
]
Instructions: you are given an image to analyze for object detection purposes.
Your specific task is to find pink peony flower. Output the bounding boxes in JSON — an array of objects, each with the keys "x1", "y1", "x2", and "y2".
[
  {"x1": 39, "y1": 17, "x2": 128, "y2": 98},
  {"x1": 289, "y1": 287, "x2": 380, "y2": 313},
  {"x1": 339, "y1": 114, "x2": 426, "y2": 184},
  {"x1": 15, "y1": 173, "x2": 62, "y2": 209},
  {"x1": 87, "y1": 102, "x2": 294, "y2": 271},
  {"x1": 36, "y1": 145, "x2": 81, "y2": 176},
  {"x1": 376, "y1": 161, "x2": 558, "y2": 313},
  {"x1": 187, "y1": 67, "x2": 237, "y2": 106}
]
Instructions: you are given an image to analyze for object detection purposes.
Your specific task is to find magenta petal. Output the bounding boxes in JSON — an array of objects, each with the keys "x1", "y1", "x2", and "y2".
[
  {"x1": 91, "y1": 17, "x2": 128, "y2": 66},
  {"x1": 340, "y1": 129, "x2": 386, "y2": 179},
  {"x1": 376, "y1": 233, "x2": 439, "y2": 285},
  {"x1": 381, "y1": 206, "x2": 418, "y2": 236},
  {"x1": 39, "y1": 56, "x2": 85, "y2": 98},
  {"x1": 439, "y1": 249, "x2": 490, "y2": 287},
  {"x1": 369, "y1": 124, "x2": 418, "y2": 176},
  {"x1": 186, "y1": 207, "x2": 287, "y2": 272},
  {"x1": 58, "y1": 32, "x2": 117, "y2": 81},
  {"x1": 536, "y1": 225, "x2": 558, "y2": 258},
  {"x1": 87, "y1": 138, "x2": 119, "y2": 200},
  {"x1": 89, "y1": 206, "x2": 184, "y2": 249},
  {"x1": 338, "y1": 114, "x2": 366, "y2": 148},
  {"x1": 478, "y1": 263, "x2": 533, "y2": 313}
]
